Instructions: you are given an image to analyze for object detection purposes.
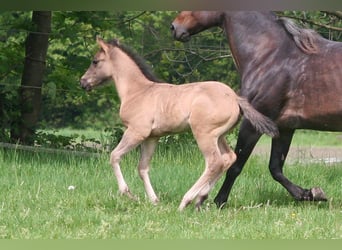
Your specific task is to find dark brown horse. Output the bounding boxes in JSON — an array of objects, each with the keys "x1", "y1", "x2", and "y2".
[{"x1": 171, "y1": 11, "x2": 342, "y2": 208}]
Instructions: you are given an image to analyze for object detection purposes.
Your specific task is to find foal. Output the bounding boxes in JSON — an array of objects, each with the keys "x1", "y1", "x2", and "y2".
[{"x1": 80, "y1": 38, "x2": 278, "y2": 211}]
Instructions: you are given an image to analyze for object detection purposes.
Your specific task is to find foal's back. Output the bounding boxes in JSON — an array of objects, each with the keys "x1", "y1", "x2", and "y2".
[{"x1": 136, "y1": 81, "x2": 240, "y2": 137}]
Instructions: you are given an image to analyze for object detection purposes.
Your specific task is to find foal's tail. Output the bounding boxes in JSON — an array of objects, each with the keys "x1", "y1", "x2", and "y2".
[{"x1": 237, "y1": 97, "x2": 279, "y2": 138}]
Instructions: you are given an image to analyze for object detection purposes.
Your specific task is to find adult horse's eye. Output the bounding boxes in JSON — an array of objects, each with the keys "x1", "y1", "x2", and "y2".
[{"x1": 92, "y1": 60, "x2": 99, "y2": 65}]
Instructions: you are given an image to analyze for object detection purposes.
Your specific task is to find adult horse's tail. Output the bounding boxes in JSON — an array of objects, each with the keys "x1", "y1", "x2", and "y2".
[{"x1": 237, "y1": 97, "x2": 279, "y2": 138}]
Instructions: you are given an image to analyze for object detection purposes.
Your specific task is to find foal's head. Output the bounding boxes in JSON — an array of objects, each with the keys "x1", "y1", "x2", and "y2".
[{"x1": 80, "y1": 37, "x2": 117, "y2": 91}]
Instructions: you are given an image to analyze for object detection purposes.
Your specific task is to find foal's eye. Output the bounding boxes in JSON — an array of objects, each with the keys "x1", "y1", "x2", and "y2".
[{"x1": 92, "y1": 60, "x2": 99, "y2": 65}]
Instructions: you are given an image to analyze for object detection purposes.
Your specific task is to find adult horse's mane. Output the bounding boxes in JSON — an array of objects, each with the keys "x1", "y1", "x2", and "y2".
[
  {"x1": 107, "y1": 39, "x2": 163, "y2": 83},
  {"x1": 278, "y1": 17, "x2": 320, "y2": 54}
]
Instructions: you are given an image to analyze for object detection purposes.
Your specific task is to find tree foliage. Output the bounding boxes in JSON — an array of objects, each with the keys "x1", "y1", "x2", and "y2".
[{"x1": 0, "y1": 11, "x2": 341, "y2": 145}]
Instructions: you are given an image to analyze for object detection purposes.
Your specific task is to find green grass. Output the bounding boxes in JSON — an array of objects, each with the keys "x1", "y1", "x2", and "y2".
[{"x1": 0, "y1": 137, "x2": 341, "y2": 239}]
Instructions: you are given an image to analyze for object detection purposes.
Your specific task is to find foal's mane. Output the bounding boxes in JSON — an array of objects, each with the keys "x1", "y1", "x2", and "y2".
[
  {"x1": 108, "y1": 39, "x2": 163, "y2": 83},
  {"x1": 278, "y1": 17, "x2": 320, "y2": 54}
]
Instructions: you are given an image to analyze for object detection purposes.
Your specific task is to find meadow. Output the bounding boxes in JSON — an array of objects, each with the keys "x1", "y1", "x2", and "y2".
[{"x1": 0, "y1": 130, "x2": 341, "y2": 239}]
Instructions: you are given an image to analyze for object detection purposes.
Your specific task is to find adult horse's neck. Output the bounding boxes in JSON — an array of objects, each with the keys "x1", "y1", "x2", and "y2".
[
  {"x1": 222, "y1": 12, "x2": 286, "y2": 78},
  {"x1": 110, "y1": 47, "x2": 153, "y2": 102}
]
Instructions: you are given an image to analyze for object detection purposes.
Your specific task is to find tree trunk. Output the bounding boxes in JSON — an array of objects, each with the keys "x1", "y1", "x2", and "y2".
[{"x1": 11, "y1": 11, "x2": 51, "y2": 144}]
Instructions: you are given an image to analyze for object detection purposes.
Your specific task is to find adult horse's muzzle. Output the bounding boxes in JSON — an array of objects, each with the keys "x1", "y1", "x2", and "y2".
[{"x1": 170, "y1": 23, "x2": 191, "y2": 42}]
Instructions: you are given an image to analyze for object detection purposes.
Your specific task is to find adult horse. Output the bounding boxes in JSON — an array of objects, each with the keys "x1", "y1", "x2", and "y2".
[
  {"x1": 171, "y1": 11, "x2": 342, "y2": 208},
  {"x1": 80, "y1": 38, "x2": 278, "y2": 211}
]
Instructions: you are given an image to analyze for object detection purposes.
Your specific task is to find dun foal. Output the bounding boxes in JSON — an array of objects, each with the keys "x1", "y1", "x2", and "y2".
[{"x1": 80, "y1": 38, "x2": 278, "y2": 211}]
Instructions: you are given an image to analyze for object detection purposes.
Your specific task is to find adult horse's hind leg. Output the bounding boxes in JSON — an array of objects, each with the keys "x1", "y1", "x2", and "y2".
[
  {"x1": 110, "y1": 128, "x2": 144, "y2": 200},
  {"x1": 269, "y1": 129, "x2": 327, "y2": 201},
  {"x1": 138, "y1": 137, "x2": 159, "y2": 204}
]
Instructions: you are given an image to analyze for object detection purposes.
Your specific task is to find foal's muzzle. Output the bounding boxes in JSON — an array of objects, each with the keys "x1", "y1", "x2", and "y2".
[{"x1": 80, "y1": 78, "x2": 93, "y2": 92}]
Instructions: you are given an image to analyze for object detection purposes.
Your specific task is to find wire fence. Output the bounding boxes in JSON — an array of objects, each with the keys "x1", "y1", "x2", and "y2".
[{"x1": 0, "y1": 142, "x2": 102, "y2": 157}]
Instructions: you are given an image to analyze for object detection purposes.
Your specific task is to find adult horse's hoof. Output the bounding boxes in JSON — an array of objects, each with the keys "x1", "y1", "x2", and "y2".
[
  {"x1": 311, "y1": 187, "x2": 327, "y2": 201},
  {"x1": 214, "y1": 196, "x2": 227, "y2": 209}
]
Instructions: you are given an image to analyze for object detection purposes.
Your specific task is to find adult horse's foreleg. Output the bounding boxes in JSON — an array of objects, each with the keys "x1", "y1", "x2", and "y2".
[
  {"x1": 214, "y1": 120, "x2": 261, "y2": 208},
  {"x1": 110, "y1": 128, "x2": 144, "y2": 200},
  {"x1": 138, "y1": 137, "x2": 159, "y2": 204},
  {"x1": 269, "y1": 129, "x2": 327, "y2": 201}
]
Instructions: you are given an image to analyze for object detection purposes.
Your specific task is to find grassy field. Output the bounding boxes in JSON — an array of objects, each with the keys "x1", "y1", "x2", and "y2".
[{"x1": 0, "y1": 130, "x2": 341, "y2": 239}]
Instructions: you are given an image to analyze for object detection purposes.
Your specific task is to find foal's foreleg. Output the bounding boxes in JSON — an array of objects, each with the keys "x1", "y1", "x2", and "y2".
[
  {"x1": 138, "y1": 138, "x2": 159, "y2": 204},
  {"x1": 110, "y1": 128, "x2": 144, "y2": 200}
]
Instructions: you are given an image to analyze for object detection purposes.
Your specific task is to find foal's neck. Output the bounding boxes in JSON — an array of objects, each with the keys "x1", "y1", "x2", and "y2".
[{"x1": 110, "y1": 48, "x2": 153, "y2": 102}]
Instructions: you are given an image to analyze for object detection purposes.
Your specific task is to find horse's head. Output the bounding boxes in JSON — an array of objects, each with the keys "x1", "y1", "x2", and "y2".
[
  {"x1": 171, "y1": 11, "x2": 223, "y2": 42},
  {"x1": 80, "y1": 37, "x2": 115, "y2": 91}
]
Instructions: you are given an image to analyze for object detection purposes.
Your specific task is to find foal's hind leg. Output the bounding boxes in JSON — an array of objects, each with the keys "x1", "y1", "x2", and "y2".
[
  {"x1": 138, "y1": 138, "x2": 159, "y2": 204},
  {"x1": 195, "y1": 136, "x2": 236, "y2": 209},
  {"x1": 179, "y1": 134, "x2": 224, "y2": 211},
  {"x1": 218, "y1": 136, "x2": 237, "y2": 172},
  {"x1": 110, "y1": 128, "x2": 144, "y2": 200}
]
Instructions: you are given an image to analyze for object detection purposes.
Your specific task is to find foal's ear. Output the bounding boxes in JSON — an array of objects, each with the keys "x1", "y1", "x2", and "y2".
[
  {"x1": 114, "y1": 39, "x2": 120, "y2": 46},
  {"x1": 96, "y1": 36, "x2": 109, "y2": 54}
]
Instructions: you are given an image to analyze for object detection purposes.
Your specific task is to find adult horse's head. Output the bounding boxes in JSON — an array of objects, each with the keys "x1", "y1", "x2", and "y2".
[
  {"x1": 171, "y1": 11, "x2": 223, "y2": 42},
  {"x1": 80, "y1": 37, "x2": 116, "y2": 91}
]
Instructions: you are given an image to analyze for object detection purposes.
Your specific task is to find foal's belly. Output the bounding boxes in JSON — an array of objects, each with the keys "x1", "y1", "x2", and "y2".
[{"x1": 150, "y1": 115, "x2": 190, "y2": 136}]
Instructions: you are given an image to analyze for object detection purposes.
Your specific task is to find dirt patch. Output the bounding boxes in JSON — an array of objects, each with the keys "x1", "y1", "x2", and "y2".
[{"x1": 253, "y1": 145, "x2": 342, "y2": 164}]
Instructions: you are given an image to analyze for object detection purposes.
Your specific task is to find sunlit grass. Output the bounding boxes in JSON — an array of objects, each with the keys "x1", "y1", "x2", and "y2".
[{"x1": 0, "y1": 139, "x2": 341, "y2": 239}]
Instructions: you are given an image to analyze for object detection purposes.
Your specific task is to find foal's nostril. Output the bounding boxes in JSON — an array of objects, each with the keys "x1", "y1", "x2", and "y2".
[{"x1": 170, "y1": 24, "x2": 175, "y2": 31}]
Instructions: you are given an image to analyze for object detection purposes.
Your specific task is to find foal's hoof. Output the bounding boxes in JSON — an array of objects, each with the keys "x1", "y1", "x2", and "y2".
[
  {"x1": 195, "y1": 194, "x2": 208, "y2": 211},
  {"x1": 310, "y1": 187, "x2": 327, "y2": 201},
  {"x1": 121, "y1": 189, "x2": 138, "y2": 201},
  {"x1": 178, "y1": 199, "x2": 191, "y2": 211},
  {"x1": 151, "y1": 198, "x2": 160, "y2": 205}
]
